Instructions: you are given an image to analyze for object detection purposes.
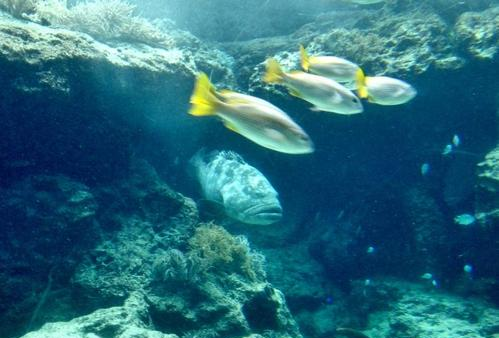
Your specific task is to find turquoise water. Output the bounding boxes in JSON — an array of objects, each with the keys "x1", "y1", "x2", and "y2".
[{"x1": 0, "y1": 1, "x2": 498, "y2": 337}]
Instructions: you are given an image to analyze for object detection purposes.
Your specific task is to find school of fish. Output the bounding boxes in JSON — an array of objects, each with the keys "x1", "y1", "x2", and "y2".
[{"x1": 188, "y1": 44, "x2": 416, "y2": 154}]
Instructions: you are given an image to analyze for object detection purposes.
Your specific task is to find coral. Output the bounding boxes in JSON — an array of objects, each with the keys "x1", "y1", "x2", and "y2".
[
  {"x1": 0, "y1": 0, "x2": 36, "y2": 19},
  {"x1": 0, "y1": 0, "x2": 172, "y2": 46},
  {"x1": 305, "y1": 11, "x2": 463, "y2": 76},
  {"x1": 362, "y1": 280, "x2": 499, "y2": 338},
  {"x1": 475, "y1": 144, "x2": 499, "y2": 226},
  {"x1": 455, "y1": 7, "x2": 499, "y2": 59},
  {"x1": 152, "y1": 249, "x2": 200, "y2": 284},
  {"x1": 188, "y1": 223, "x2": 265, "y2": 280},
  {"x1": 30, "y1": 0, "x2": 171, "y2": 46}
]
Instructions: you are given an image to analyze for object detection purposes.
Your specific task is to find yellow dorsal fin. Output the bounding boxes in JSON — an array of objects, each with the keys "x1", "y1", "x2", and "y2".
[
  {"x1": 356, "y1": 68, "x2": 369, "y2": 99},
  {"x1": 299, "y1": 44, "x2": 310, "y2": 72},
  {"x1": 263, "y1": 58, "x2": 284, "y2": 84},
  {"x1": 189, "y1": 73, "x2": 219, "y2": 116}
]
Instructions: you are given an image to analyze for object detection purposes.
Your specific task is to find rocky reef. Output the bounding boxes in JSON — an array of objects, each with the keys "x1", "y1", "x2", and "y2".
[
  {"x1": 218, "y1": 3, "x2": 499, "y2": 96},
  {"x1": 476, "y1": 144, "x2": 499, "y2": 226},
  {"x1": 1, "y1": 1, "x2": 499, "y2": 338},
  {"x1": 0, "y1": 9, "x2": 235, "y2": 185},
  {"x1": 1, "y1": 159, "x2": 301, "y2": 338},
  {"x1": 363, "y1": 279, "x2": 499, "y2": 338}
]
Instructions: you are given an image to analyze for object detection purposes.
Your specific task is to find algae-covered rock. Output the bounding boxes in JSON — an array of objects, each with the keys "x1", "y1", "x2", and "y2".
[
  {"x1": 0, "y1": 175, "x2": 98, "y2": 338},
  {"x1": 20, "y1": 292, "x2": 179, "y2": 338},
  {"x1": 455, "y1": 7, "x2": 499, "y2": 59},
  {"x1": 148, "y1": 223, "x2": 301, "y2": 338},
  {"x1": 306, "y1": 11, "x2": 462, "y2": 76},
  {"x1": 73, "y1": 160, "x2": 199, "y2": 302},
  {"x1": 0, "y1": 12, "x2": 235, "y2": 183},
  {"x1": 475, "y1": 144, "x2": 499, "y2": 226},
  {"x1": 362, "y1": 280, "x2": 499, "y2": 338}
]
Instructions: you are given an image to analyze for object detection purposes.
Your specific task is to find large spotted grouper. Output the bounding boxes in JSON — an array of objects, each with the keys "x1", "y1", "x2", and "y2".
[{"x1": 190, "y1": 150, "x2": 283, "y2": 225}]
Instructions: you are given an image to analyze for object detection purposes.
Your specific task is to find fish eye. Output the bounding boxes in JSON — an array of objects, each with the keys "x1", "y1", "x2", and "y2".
[{"x1": 352, "y1": 98, "x2": 359, "y2": 104}]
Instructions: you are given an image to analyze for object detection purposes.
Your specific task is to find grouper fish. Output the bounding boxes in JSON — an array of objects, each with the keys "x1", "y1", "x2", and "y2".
[{"x1": 190, "y1": 149, "x2": 283, "y2": 225}]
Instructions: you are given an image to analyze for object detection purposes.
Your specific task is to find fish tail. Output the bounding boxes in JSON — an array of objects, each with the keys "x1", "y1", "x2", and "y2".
[
  {"x1": 263, "y1": 58, "x2": 284, "y2": 84},
  {"x1": 356, "y1": 68, "x2": 368, "y2": 99},
  {"x1": 189, "y1": 73, "x2": 220, "y2": 116},
  {"x1": 299, "y1": 45, "x2": 310, "y2": 72}
]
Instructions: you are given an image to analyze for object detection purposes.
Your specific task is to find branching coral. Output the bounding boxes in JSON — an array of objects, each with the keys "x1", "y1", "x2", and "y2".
[
  {"x1": 188, "y1": 223, "x2": 265, "y2": 280},
  {"x1": 0, "y1": 0, "x2": 172, "y2": 46},
  {"x1": 0, "y1": 0, "x2": 37, "y2": 19}
]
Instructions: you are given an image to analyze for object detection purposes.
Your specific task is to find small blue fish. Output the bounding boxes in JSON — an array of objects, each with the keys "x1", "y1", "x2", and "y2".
[
  {"x1": 421, "y1": 273, "x2": 433, "y2": 280},
  {"x1": 366, "y1": 246, "x2": 375, "y2": 254},
  {"x1": 463, "y1": 264, "x2": 473, "y2": 274},
  {"x1": 364, "y1": 279, "x2": 371, "y2": 286},
  {"x1": 420, "y1": 163, "x2": 430, "y2": 176},
  {"x1": 442, "y1": 144, "x2": 453, "y2": 155},
  {"x1": 432, "y1": 279, "x2": 439, "y2": 288},
  {"x1": 454, "y1": 213, "x2": 476, "y2": 226},
  {"x1": 452, "y1": 134, "x2": 460, "y2": 147}
]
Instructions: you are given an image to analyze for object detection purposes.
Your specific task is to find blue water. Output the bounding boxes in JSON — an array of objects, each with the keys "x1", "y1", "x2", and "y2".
[{"x1": 0, "y1": 1, "x2": 498, "y2": 337}]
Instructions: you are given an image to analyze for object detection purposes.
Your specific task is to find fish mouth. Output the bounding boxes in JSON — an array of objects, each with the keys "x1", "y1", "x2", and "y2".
[{"x1": 241, "y1": 203, "x2": 283, "y2": 225}]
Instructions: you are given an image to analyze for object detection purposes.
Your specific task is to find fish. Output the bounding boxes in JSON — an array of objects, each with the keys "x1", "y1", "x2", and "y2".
[
  {"x1": 454, "y1": 213, "x2": 476, "y2": 226},
  {"x1": 421, "y1": 273, "x2": 433, "y2": 280},
  {"x1": 189, "y1": 73, "x2": 314, "y2": 154},
  {"x1": 420, "y1": 163, "x2": 430, "y2": 176},
  {"x1": 299, "y1": 45, "x2": 360, "y2": 84},
  {"x1": 452, "y1": 134, "x2": 461, "y2": 147},
  {"x1": 190, "y1": 149, "x2": 283, "y2": 225},
  {"x1": 366, "y1": 246, "x2": 375, "y2": 254},
  {"x1": 463, "y1": 264, "x2": 473, "y2": 273},
  {"x1": 356, "y1": 69, "x2": 417, "y2": 105},
  {"x1": 442, "y1": 144, "x2": 453, "y2": 155},
  {"x1": 263, "y1": 58, "x2": 363, "y2": 115}
]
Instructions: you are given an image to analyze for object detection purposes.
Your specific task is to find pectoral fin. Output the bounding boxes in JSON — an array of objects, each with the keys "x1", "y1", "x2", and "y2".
[
  {"x1": 223, "y1": 120, "x2": 240, "y2": 133},
  {"x1": 288, "y1": 88, "x2": 302, "y2": 98}
]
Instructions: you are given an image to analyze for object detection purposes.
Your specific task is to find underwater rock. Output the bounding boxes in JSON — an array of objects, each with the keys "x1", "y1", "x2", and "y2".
[
  {"x1": 223, "y1": 6, "x2": 471, "y2": 95},
  {"x1": 72, "y1": 162, "x2": 301, "y2": 338},
  {"x1": 0, "y1": 175, "x2": 99, "y2": 338},
  {"x1": 0, "y1": 13, "x2": 235, "y2": 183},
  {"x1": 73, "y1": 160, "x2": 199, "y2": 302},
  {"x1": 303, "y1": 11, "x2": 461, "y2": 77},
  {"x1": 361, "y1": 280, "x2": 499, "y2": 338},
  {"x1": 475, "y1": 144, "x2": 499, "y2": 226},
  {"x1": 455, "y1": 7, "x2": 499, "y2": 60},
  {"x1": 20, "y1": 292, "x2": 179, "y2": 338},
  {"x1": 147, "y1": 223, "x2": 302, "y2": 338}
]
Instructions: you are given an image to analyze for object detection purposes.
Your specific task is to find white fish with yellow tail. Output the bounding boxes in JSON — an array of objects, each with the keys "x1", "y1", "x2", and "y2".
[
  {"x1": 189, "y1": 73, "x2": 314, "y2": 154},
  {"x1": 356, "y1": 69, "x2": 417, "y2": 105},
  {"x1": 264, "y1": 58, "x2": 363, "y2": 115},
  {"x1": 299, "y1": 45, "x2": 360, "y2": 85}
]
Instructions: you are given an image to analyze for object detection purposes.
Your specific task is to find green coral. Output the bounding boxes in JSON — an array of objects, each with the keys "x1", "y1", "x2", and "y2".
[{"x1": 188, "y1": 223, "x2": 263, "y2": 280}]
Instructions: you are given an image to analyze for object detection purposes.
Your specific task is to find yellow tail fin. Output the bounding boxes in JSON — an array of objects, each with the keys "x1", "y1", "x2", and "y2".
[
  {"x1": 189, "y1": 73, "x2": 219, "y2": 116},
  {"x1": 263, "y1": 58, "x2": 284, "y2": 84},
  {"x1": 299, "y1": 45, "x2": 310, "y2": 72},
  {"x1": 356, "y1": 68, "x2": 368, "y2": 99}
]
